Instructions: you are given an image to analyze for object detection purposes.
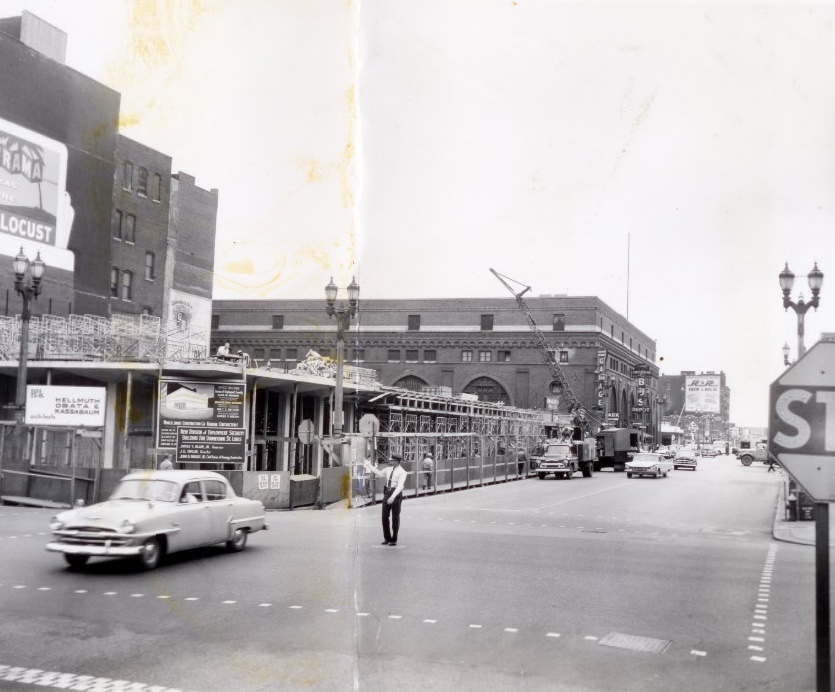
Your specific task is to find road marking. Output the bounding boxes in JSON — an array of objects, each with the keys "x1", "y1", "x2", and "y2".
[
  {"x1": 0, "y1": 663, "x2": 183, "y2": 691},
  {"x1": 749, "y1": 637, "x2": 765, "y2": 642},
  {"x1": 584, "y1": 636, "x2": 598, "y2": 641},
  {"x1": 289, "y1": 605, "x2": 303, "y2": 609},
  {"x1": 750, "y1": 656, "x2": 767, "y2": 662},
  {"x1": 184, "y1": 597, "x2": 199, "y2": 601},
  {"x1": 546, "y1": 632, "x2": 561, "y2": 638},
  {"x1": 325, "y1": 609, "x2": 339, "y2": 613},
  {"x1": 504, "y1": 628, "x2": 518, "y2": 633},
  {"x1": 36, "y1": 587, "x2": 51, "y2": 591},
  {"x1": 469, "y1": 624, "x2": 482, "y2": 629},
  {"x1": 103, "y1": 592, "x2": 117, "y2": 596},
  {"x1": 388, "y1": 615, "x2": 402, "y2": 619},
  {"x1": 423, "y1": 619, "x2": 437, "y2": 624},
  {"x1": 74, "y1": 590, "x2": 87, "y2": 594},
  {"x1": 357, "y1": 612, "x2": 370, "y2": 617},
  {"x1": 12, "y1": 585, "x2": 26, "y2": 590},
  {"x1": 222, "y1": 600, "x2": 236, "y2": 605},
  {"x1": 130, "y1": 594, "x2": 144, "y2": 598},
  {"x1": 748, "y1": 645, "x2": 763, "y2": 651},
  {"x1": 157, "y1": 595, "x2": 171, "y2": 599},
  {"x1": 691, "y1": 650, "x2": 707, "y2": 657},
  {"x1": 258, "y1": 603, "x2": 272, "y2": 607}
]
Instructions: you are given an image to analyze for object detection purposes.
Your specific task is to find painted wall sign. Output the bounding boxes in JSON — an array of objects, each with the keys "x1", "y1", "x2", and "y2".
[
  {"x1": 685, "y1": 375, "x2": 720, "y2": 414},
  {"x1": 24, "y1": 385, "x2": 106, "y2": 427},
  {"x1": 0, "y1": 117, "x2": 75, "y2": 270}
]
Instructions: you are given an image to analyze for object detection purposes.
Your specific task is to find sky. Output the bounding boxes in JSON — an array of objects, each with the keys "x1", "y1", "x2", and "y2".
[{"x1": 4, "y1": 0, "x2": 834, "y2": 429}]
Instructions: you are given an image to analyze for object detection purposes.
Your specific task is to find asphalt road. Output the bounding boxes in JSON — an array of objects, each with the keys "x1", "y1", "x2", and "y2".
[{"x1": 0, "y1": 455, "x2": 824, "y2": 691}]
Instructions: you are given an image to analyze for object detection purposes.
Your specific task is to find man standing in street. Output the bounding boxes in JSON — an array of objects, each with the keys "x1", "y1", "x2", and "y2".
[
  {"x1": 365, "y1": 452, "x2": 407, "y2": 546},
  {"x1": 421, "y1": 451, "x2": 434, "y2": 490}
]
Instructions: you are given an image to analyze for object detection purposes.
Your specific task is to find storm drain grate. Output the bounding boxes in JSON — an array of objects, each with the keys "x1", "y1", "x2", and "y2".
[{"x1": 598, "y1": 632, "x2": 672, "y2": 654}]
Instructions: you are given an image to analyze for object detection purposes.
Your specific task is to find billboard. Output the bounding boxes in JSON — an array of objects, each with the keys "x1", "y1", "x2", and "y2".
[
  {"x1": 0, "y1": 117, "x2": 75, "y2": 271},
  {"x1": 165, "y1": 290, "x2": 212, "y2": 360},
  {"x1": 685, "y1": 375, "x2": 721, "y2": 413},
  {"x1": 24, "y1": 385, "x2": 106, "y2": 427},
  {"x1": 158, "y1": 380, "x2": 246, "y2": 463}
]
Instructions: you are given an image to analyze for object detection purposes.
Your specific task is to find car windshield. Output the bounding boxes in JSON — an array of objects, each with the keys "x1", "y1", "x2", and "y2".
[
  {"x1": 632, "y1": 454, "x2": 659, "y2": 463},
  {"x1": 110, "y1": 479, "x2": 179, "y2": 503}
]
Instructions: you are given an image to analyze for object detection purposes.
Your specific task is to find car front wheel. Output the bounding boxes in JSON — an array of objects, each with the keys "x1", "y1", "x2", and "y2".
[
  {"x1": 226, "y1": 528, "x2": 248, "y2": 552},
  {"x1": 137, "y1": 537, "x2": 162, "y2": 570}
]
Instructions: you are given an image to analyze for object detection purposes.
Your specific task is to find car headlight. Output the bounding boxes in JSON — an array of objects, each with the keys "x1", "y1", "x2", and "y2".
[
  {"x1": 119, "y1": 519, "x2": 136, "y2": 534},
  {"x1": 49, "y1": 517, "x2": 65, "y2": 531}
]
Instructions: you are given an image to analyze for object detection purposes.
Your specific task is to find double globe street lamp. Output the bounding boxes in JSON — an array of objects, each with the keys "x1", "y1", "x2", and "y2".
[
  {"x1": 779, "y1": 261, "x2": 824, "y2": 360},
  {"x1": 13, "y1": 247, "x2": 46, "y2": 422},
  {"x1": 324, "y1": 276, "x2": 360, "y2": 447}
]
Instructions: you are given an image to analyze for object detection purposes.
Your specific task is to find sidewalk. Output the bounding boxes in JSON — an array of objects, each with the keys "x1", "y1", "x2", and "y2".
[{"x1": 772, "y1": 469, "x2": 823, "y2": 547}]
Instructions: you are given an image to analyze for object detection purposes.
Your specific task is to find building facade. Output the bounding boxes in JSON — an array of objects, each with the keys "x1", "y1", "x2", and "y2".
[
  {"x1": 211, "y1": 295, "x2": 664, "y2": 440},
  {"x1": 658, "y1": 370, "x2": 731, "y2": 444}
]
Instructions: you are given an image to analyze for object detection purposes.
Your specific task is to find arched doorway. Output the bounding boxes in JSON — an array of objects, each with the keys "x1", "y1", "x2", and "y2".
[
  {"x1": 393, "y1": 375, "x2": 428, "y2": 392},
  {"x1": 463, "y1": 376, "x2": 511, "y2": 404}
]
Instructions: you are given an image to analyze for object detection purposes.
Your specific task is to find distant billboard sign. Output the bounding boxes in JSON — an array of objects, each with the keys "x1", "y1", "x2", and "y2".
[
  {"x1": 25, "y1": 385, "x2": 106, "y2": 427},
  {"x1": 685, "y1": 375, "x2": 720, "y2": 413},
  {"x1": 0, "y1": 117, "x2": 75, "y2": 270}
]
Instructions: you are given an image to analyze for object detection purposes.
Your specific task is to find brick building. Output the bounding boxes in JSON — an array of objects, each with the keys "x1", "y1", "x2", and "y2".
[
  {"x1": 658, "y1": 370, "x2": 731, "y2": 444},
  {"x1": 211, "y1": 295, "x2": 663, "y2": 438}
]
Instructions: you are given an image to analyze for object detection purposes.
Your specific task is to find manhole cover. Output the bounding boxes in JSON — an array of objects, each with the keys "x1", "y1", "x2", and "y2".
[{"x1": 599, "y1": 632, "x2": 671, "y2": 654}]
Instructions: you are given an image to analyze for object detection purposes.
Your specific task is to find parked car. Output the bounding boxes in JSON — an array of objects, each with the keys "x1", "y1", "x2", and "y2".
[
  {"x1": 700, "y1": 448, "x2": 719, "y2": 458},
  {"x1": 655, "y1": 446, "x2": 675, "y2": 459},
  {"x1": 626, "y1": 452, "x2": 673, "y2": 479},
  {"x1": 673, "y1": 448, "x2": 698, "y2": 471},
  {"x1": 46, "y1": 470, "x2": 268, "y2": 571}
]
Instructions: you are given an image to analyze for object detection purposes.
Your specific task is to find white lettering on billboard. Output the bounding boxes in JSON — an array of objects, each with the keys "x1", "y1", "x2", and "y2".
[
  {"x1": 685, "y1": 375, "x2": 720, "y2": 413},
  {"x1": 24, "y1": 386, "x2": 106, "y2": 426}
]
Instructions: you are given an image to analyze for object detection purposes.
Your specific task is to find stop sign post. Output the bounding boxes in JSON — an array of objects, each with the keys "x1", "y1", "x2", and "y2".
[{"x1": 770, "y1": 339, "x2": 835, "y2": 692}]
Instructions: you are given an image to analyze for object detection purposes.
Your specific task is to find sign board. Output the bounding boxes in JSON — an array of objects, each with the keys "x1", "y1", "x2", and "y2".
[
  {"x1": 769, "y1": 340, "x2": 835, "y2": 501},
  {"x1": 298, "y1": 419, "x2": 315, "y2": 445},
  {"x1": 25, "y1": 385, "x2": 106, "y2": 427},
  {"x1": 158, "y1": 380, "x2": 245, "y2": 451},
  {"x1": 176, "y1": 427, "x2": 246, "y2": 465},
  {"x1": 359, "y1": 413, "x2": 380, "y2": 437},
  {"x1": 685, "y1": 375, "x2": 721, "y2": 414}
]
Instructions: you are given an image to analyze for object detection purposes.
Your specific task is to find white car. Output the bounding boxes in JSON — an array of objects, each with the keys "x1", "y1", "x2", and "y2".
[
  {"x1": 626, "y1": 452, "x2": 673, "y2": 479},
  {"x1": 46, "y1": 470, "x2": 268, "y2": 570}
]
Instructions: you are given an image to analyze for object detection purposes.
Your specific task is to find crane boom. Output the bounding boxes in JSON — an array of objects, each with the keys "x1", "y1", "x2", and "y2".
[{"x1": 490, "y1": 268, "x2": 585, "y2": 416}]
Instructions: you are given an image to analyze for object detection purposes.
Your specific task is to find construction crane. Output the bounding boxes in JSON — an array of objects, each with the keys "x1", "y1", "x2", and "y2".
[{"x1": 490, "y1": 268, "x2": 600, "y2": 427}]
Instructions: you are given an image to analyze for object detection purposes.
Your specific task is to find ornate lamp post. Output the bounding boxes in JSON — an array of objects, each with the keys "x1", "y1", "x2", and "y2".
[
  {"x1": 12, "y1": 247, "x2": 46, "y2": 422},
  {"x1": 780, "y1": 262, "x2": 824, "y2": 358},
  {"x1": 324, "y1": 276, "x2": 359, "y2": 444},
  {"x1": 782, "y1": 342, "x2": 792, "y2": 367}
]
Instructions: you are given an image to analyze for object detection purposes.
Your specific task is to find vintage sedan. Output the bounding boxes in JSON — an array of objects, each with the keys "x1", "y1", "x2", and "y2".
[
  {"x1": 46, "y1": 470, "x2": 268, "y2": 570},
  {"x1": 625, "y1": 452, "x2": 673, "y2": 479},
  {"x1": 673, "y1": 448, "x2": 699, "y2": 471}
]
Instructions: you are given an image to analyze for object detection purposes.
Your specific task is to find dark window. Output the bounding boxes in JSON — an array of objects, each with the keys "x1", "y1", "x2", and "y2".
[
  {"x1": 141, "y1": 306, "x2": 152, "y2": 316},
  {"x1": 388, "y1": 349, "x2": 400, "y2": 362},
  {"x1": 480, "y1": 314, "x2": 494, "y2": 331},
  {"x1": 559, "y1": 350, "x2": 568, "y2": 363},
  {"x1": 405, "y1": 349, "x2": 419, "y2": 362},
  {"x1": 211, "y1": 314, "x2": 220, "y2": 329},
  {"x1": 393, "y1": 375, "x2": 426, "y2": 392},
  {"x1": 408, "y1": 315, "x2": 421, "y2": 330},
  {"x1": 424, "y1": 349, "x2": 437, "y2": 362},
  {"x1": 111, "y1": 209, "x2": 122, "y2": 240},
  {"x1": 152, "y1": 173, "x2": 162, "y2": 202},
  {"x1": 352, "y1": 348, "x2": 365, "y2": 362},
  {"x1": 124, "y1": 214, "x2": 136, "y2": 243},
  {"x1": 285, "y1": 347, "x2": 298, "y2": 361},
  {"x1": 254, "y1": 348, "x2": 265, "y2": 362},
  {"x1": 137, "y1": 167, "x2": 148, "y2": 196},
  {"x1": 272, "y1": 315, "x2": 284, "y2": 329},
  {"x1": 611, "y1": 325, "x2": 614, "y2": 337},
  {"x1": 121, "y1": 270, "x2": 133, "y2": 301},
  {"x1": 123, "y1": 161, "x2": 133, "y2": 191},
  {"x1": 479, "y1": 350, "x2": 492, "y2": 362},
  {"x1": 621, "y1": 331, "x2": 624, "y2": 343},
  {"x1": 461, "y1": 350, "x2": 473, "y2": 362},
  {"x1": 498, "y1": 350, "x2": 511, "y2": 362},
  {"x1": 553, "y1": 314, "x2": 565, "y2": 331},
  {"x1": 110, "y1": 267, "x2": 119, "y2": 298},
  {"x1": 144, "y1": 252, "x2": 155, "y2": 280},
  {"x1": 463, "y1": 376, "x2": 510, "y2": 404}
]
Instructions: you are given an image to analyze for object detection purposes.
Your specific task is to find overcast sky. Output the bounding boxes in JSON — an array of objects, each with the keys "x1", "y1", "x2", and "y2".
[{"x1": 5, "y1": 0, "x2": 834, "y2": 428}]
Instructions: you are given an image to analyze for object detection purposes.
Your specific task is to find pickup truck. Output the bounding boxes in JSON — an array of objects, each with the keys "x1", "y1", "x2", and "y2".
[{"x1": 737, "y1": 442, "x2": 770, "y2": 466}]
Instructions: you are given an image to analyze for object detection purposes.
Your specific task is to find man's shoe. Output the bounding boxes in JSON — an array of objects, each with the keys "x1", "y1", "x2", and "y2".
[
  {"x1": 388, "y1": 541, "x2": 397, "y2": 546},
  {"x1": 381, "y1": 541, "x2": 391, "y2": 545}
]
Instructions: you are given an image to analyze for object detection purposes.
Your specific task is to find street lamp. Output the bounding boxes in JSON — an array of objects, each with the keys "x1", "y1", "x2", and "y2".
[
  {"x1": 782, "y1": 342, "x2": 792, "y2": 367},
  {"x1": 12, "y1": 247, "x2": 46, "y2": 422},
  {"x1": 780, "y1": 261, "x2": 824, "y2": 358},
  {"x1": 324, "y1": 276, "x2": 359, "y2": 442}
]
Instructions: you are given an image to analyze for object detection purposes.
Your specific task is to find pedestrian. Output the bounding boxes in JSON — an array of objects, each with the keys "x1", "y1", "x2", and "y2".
[
  {"x1": 421, "y1": 451, "x2": 434, "y2": 490},
  {"x1": 364, "y1": 452, "x2": 407, "y2": 546},
  {"x1": 158, "y1": 454, "x2": 174, "y2": 470},
  {"x1": 767, "y1": 456, "x2": 776, "y2": 472},
  {"x1": 216, "y1": 342, "x2": 231, "y2": 359}
]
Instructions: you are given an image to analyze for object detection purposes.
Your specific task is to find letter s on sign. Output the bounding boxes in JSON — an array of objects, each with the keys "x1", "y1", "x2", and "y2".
[{"x1": 773, "y1": 389, "x2": 812, "y2": 449}]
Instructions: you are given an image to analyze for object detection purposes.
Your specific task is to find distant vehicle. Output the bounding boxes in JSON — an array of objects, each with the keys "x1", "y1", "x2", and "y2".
[
  {"x1": 46, "y1": 470, "x2": 268, "y2": 571},
  {"x1": 533, "y1": 438, "x2": 596, "y2": 480},
  {"x1": 626, "y1": 452, "x2": 673, "y2": 479},
  {"x1": 656, "y1": 446, "x2": 675, "y2": 459},
  {"x1": 673, "y1": 448, "x2": 698, "y2": 471},
  {"x1": 594, "y1": 428, "x2": 641, "y2": 472},
  {"x1": 700, "y1": 448, "x2": 720, "y2": 458},
  {"x1": 738, "y1": 441, "x2": 770, "y2": 466}
]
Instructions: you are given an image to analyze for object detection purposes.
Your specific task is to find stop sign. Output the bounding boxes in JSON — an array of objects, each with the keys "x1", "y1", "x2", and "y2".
[{"x1": 769, "y1": 340, "x2": 835, "y2": 501}]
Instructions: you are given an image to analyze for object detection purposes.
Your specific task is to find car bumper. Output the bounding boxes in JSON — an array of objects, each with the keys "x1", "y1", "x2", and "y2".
[
  {"x1": 46, "y1": 542, "x2": 144, "y2": 557},
  {"x1": 674, "y1": 462, "x2": 697, "y2": 468}
]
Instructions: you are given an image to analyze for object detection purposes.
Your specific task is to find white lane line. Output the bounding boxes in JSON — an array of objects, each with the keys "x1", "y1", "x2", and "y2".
[
  {"x1": 749, "y1": 645, "x2": 763, "y2": 651},
  {"x1": 130, "y1": 594, "x2": 144, "y2": 598},
  {"x1": 584, "y1": 636, "x2": 598, "y2": 642},
  {"x1": 691, "y1": 650, "x2": 707, "y2": 657},
  {"x1": 504, "y1": 628, "x2": 518, "y2": 633},
  {"x1": 258, "y1": 603, "x2": 272, "y2": 607},
  {"x1": 749, "y1": 637, "x2": 765, "y2": 642},
  {"x1": 184, "y1": 597, "x2": 199, "y2": 601},
  {"x1": 546, "y1": 632, "x2": 561, "y2": 638},
  {"x1": 103, "y1": 592, "x2": 117, "y2": 596},
  {"x1": 423, "y1": 619, "x2": 437, "y2": 624},
  {"x1": 157, "y1": 595, "x2": 171, "y2": 599},
  {"x1": 289, "y1": 605, "x2": 303, "y2": 609},
  {"x1": 325, "y1": 609, "x2": 339, "y2": 613},
  {"x1": 74, "y1": 590, "x2": 87, "y2": 594},
  {"x1": 222, "y1": 600, "x2": 236, "y2": 605},
  {"x1": 469, "y1": 624, "x2": 482, "y2": 629},
  {"x1": 12, "y1": 585, "x2": 26, "y2": 590},
  {"x1": 750, "y1": 655, "x2": 767, "y2": 662},
  {"x1": 36, "y1": 587, "x2": 51, "y2": 591},
  {"x1": 388, "y1": 615, "x2": 402, "y2": 619}
]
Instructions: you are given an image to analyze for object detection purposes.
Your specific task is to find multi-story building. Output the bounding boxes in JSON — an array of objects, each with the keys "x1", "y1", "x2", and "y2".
[{"x1": 211, "y1": 295, "x2": 663, "y2": 438}]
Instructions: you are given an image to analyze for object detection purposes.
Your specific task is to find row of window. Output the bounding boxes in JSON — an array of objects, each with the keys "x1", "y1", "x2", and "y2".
[
  {"x1": 111, "y1": 210, "x2": 136, "y2": 242},
  {"x1": 122, "y1": 161, "x2": 162, "y2": 202},
  {"x1": 244, "y1": 314, "x2": 567, "y2": 332},
  {"x1": 236, "y1": 347, "x2": 572, "y2": 366},
  {"x1": 110, "y1": 254, "x2": 156, "y2": 300}
]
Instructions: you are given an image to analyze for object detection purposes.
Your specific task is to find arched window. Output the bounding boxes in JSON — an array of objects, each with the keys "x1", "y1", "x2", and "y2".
[
  {"x1": 463, "y1": 376, "x2": 511, "y2": 404},
  {"x1": 393, "y1": 375, "x2": 427, "y2": 392}
]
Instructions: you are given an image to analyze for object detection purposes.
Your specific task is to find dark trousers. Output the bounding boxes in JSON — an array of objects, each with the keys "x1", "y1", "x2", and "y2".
[{"x1": 382, "y1": 496, "x2": 402, "y2": 542}]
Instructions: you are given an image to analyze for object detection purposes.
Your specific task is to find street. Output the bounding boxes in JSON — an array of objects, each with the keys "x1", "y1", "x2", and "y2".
[{"x1": 0, "y1": 456, "x2": 824, "y2": 691}]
